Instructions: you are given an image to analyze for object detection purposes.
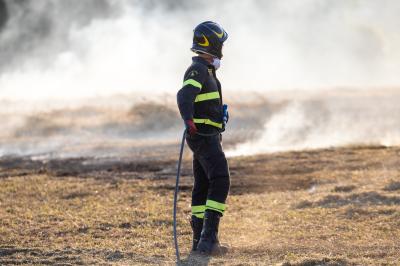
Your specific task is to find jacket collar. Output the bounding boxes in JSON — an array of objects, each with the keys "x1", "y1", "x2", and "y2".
[{"x1": 192, "y1": 56, "x2": 213, "y2": 67}]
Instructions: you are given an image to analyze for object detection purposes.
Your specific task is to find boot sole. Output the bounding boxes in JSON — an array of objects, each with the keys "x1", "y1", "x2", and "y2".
[{"x1": 194, "y1": 245, "x2": 228, "y2": 256}]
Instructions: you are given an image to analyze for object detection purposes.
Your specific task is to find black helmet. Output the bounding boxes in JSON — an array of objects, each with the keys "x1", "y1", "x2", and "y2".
[{"x1": 191, "y1": 21, "x2": 228, "y2": 59}]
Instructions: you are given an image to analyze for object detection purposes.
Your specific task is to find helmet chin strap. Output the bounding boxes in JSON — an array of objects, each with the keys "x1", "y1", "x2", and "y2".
[{"x1": 191, "y1": 49, "x2": 221, "y2": 69}]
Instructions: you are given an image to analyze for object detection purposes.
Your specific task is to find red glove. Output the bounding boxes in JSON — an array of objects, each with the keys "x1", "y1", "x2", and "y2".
[{"x1": 185, "y1": 119, "x2": 198, "y2": 136}]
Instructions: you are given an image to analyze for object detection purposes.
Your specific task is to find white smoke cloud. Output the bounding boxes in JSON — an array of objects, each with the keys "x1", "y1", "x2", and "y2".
[
  {"x1": 0, "y1": 0, "x2": 400, "y2": 157},
  {"x1": 1, "y1": 0, "x2": 400, "y2": 102},
  {"x1": 227, "y1": 90, "x2": 400, "y2": 156}
]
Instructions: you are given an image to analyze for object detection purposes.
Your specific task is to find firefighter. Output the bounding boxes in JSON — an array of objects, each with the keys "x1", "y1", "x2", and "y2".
[{"x1": 176, "y1": 21, "x2": 230, "y2": 255}]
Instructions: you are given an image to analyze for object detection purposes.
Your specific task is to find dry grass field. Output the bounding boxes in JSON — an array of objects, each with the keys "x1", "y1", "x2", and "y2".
[{"x1": 1, "y1": 145, "x2": 400, "y2": 265}]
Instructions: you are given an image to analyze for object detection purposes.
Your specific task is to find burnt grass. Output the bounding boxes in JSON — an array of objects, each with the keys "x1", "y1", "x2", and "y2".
[{"x1": 1, "y1": 145, "x2": 400, "y2": 265}]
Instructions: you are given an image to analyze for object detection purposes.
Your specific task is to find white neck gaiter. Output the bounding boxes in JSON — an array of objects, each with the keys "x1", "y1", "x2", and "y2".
[{"x1": 212, "y1": 58, "x2": 221, "y2": 70}]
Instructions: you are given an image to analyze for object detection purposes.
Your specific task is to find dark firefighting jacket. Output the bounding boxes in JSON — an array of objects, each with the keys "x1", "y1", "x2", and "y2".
[{"x1": 177, "y1": 56, "x2": 224, "y2": 134}]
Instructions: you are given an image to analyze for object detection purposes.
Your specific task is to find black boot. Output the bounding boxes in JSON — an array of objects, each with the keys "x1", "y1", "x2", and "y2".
[
  {"x1": 196, "y1": 210, "x2": 228, "y2": 255},
  {"x1": 190, "y1": 215, "x2": 203, "y2": 251}
]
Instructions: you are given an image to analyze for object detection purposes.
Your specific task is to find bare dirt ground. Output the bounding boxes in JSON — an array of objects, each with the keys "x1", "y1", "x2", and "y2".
[{"x1": 0, "y1": 145, "x2": 400, "y2": 265}]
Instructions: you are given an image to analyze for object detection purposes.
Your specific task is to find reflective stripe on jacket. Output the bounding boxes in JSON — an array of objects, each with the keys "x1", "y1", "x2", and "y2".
[{"x1": 177, "y1": 56, "x2": 224, "y2": 133}]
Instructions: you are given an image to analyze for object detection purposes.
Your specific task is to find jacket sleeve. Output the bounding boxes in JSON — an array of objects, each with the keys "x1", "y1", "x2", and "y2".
[{"x1": 176, "y1": 64, "x2": 207, "y2": 121}]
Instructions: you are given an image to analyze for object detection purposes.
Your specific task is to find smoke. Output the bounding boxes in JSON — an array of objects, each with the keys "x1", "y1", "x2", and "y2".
[
  {"x1": 0, "y1": 0, "x2": 7, "y2": 31},
  {"x1": 0, "y1": 0, "x2": 119, "y2": 71},
  {"x1": 0, "y1": 0, "x2": 400, "y2": 157},
  {"x1": 1, "y1": 0, "x2": 400, "y2": 100},
  {"x1": 0, "y1": 98, "x2": 182, "y2": 158},
  {"x1": 227, "y1": 89, "x2": 400, "y2": 156}
]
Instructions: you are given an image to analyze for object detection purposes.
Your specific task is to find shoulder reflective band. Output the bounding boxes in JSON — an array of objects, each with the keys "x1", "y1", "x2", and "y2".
[
  {"x1": 206, "y1": 199, "x2": 226, "y2": 214},
  {"x1": 193, "y1": 118, "x2": 223, "y2": 129},
  {"x1": 183, "y1": 79, "x2": 202, "y2": 89},
  {"x1": 194, "y1": 91, "x2": 220, "y2": 102},
  {"x1": 192, "y1": 205, "x2": 206, "y2": 218}
]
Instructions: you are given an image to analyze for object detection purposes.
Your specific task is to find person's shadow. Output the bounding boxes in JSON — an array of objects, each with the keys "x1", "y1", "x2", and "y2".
[{"x1": 177, "y1": 253, "x2": 211, "y2": 266}]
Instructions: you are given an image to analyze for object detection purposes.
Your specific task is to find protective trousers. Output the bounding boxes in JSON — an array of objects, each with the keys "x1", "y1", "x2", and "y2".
[{"x1": 186, "y1": 134, "x2": 230, "y2": 218}]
